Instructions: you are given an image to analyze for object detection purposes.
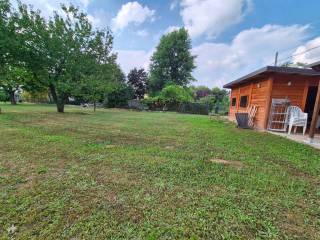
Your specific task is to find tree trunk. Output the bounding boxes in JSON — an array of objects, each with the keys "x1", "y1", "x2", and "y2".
[
  {"x1": 94, "y1": 102, "x2": 96, "y2": 112},
  {"x1": 10, "y1": 91, "x2": 16, "y2": 105},
  {"x1": 57, "y1": 102, "x2": 65, "y2": 113},
  {"x1": 49, "y1": 84, "x2": 65, "y2": 113}
]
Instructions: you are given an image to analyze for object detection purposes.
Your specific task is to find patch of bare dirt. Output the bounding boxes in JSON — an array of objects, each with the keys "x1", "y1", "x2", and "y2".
[
  {"x1": 106, "y1": 191, "x2": 117, "y2": 202},
  {"x1": 165, "y1": 146, "x2": 175, "y2": 150},
  {"x1": 209, "y1": 159, "x2": 244, "y2": 170},
  {"x1": 278, "y1": 209, "x2": 319, "y2": 239}
]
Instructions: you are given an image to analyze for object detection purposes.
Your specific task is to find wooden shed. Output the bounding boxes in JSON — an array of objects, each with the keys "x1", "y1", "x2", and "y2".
[{"x1": 223, "y1": 66, "x2": 320, "y2": 136}]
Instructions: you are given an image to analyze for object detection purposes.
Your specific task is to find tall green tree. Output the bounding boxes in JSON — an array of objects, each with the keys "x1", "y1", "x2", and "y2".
[
  {"x1": 14, "y1": 3, "x2": 116, "y2": 112},
  {"x1": 0, "y1": 0, "x2": 38, "y2": 101},
  {"x1": 148, "y1": 28, "x2": 196, "y2": 94},
  {"x1": 0, "y1": 0, "x2": 13, "y2": 70},
  {"x1": 127, "y1": 68, "x2": 148, "y2": 99}
]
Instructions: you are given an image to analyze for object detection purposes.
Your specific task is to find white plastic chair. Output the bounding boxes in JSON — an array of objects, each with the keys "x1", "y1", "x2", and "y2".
[{"x1": 287, "y1": 106, "x2": 308, "y2": 135}]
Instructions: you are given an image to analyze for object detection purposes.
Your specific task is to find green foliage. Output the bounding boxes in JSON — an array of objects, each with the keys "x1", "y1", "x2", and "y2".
[
  {"x1": 158, "y1": 84, "x2": 193, "y2": 104},
  {"x1": 76, "y1": 76, "x2": 106, "y2": 110},
  {"x1": 198, "y1": 95, "x2": 216, "y2": 105},
  {"x1": 22, "y1": 90, "x2": 49, "y2": 103},
  {"x1": 197, "y1": 87, "x2": 230, "y2": 115},
  {"x1": 0, "y1": 65, "x2": 33, "y2": 104},
  {"x1": 149, "y1": 28, "x2": 196, "y2": 94},
  {"x1": 0, "y1": 89, "x2": 9, "y2": 102},
  {"x1": 103, "y1": 84, "x2": 134, "y2": 108},
  {"x1": 211, "y1": 87, "x2": 229, "y2": 101},
  {"x1": 73, "y1": 63, "x2": 127, "y2": 110},
  {"x1": 190, "y1": 85, "x2": 212, "y2": 100},
  {"x1": 1, "y1": 2, "x2": 117, "y2": 112},
  {"x1": 127, "y1": 68, "x2": 148, "y2": 100}
]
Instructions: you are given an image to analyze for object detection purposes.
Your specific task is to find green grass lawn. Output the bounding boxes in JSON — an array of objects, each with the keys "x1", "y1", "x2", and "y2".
[{"x1": 0, "y1": 103, "x2": 319, "y2": 239}]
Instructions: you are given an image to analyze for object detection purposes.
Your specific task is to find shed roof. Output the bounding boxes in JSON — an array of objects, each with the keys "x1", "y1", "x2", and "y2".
[
  {"x1": 223, "y1": 66, "x2": 320, "y2": 88},
  {"x1": 307, "y1": 61, "x2": 320, "y2": 68},
  {"x1": 307, "y1": 61, "x2": 320, "y2": 71}
]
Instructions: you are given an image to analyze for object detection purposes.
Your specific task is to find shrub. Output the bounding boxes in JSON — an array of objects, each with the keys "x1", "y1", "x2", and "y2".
[
  {"x1": 0, "y1": 89, "x2": 9, "y2": 102},
  {"x1": 142, "y1": 85, "x2": 193, "y2": 111},
  {"x1": 142, "y1": 96, "x2": 162, "y2": 110},
  {"x1": 104, "y1": 84, "x2": 134, "y2": 108},
  {"x1": 22, "y1": 91, "x2": 49, "y2": 103},
  {"x1": 158, "y1": 85, "x2": 193, "y2": 105},
  {"x1": 199, "y1": 95, "x2": 216, "y2": 105}
]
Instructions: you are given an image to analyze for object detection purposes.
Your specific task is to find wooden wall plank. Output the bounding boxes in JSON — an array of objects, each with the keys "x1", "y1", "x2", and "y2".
[
  {"x1": 263, "y1": 76, "x2": 274, "y2": 129},
  {"x1": 227, "y1": 74, "x2": 320, "y2": 130}
]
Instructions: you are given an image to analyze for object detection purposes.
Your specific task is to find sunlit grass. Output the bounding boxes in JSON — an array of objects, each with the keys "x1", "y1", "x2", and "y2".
[{"x1": 0, "y1": 103, "x2": 319, "y2": 239}]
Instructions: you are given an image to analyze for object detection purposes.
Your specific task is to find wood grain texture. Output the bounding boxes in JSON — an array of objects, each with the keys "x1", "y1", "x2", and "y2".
[{"x1": 228, "y1": 73, "x2": 320, "y2": 131}]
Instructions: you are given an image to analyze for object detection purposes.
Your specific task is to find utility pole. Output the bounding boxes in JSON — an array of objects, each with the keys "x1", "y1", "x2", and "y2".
[{"x1": 274, "y1": 51, "x2": 278, "y2": 66}]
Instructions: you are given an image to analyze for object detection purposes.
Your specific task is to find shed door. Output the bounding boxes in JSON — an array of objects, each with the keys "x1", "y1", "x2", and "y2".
[
  {"x1": 304, "y1": 86, "x2": 318, "y2": 125},
  {"x1": 267, "y1": 99, "x2": 291, "y2": 132}
]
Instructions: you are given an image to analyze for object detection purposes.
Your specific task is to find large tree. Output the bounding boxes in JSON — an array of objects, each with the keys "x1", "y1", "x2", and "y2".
[
  {"x1": 0, "y1": 1, "x2": 40, "y2": 104},
  {"x1": 148, "y1": 28, "x2": 196, "y2": 94},
  {"x1": 13, "y1": 3, "x2": 116, "y2": 112},
  {"x1": 127, "y1": 68, "x2": 148, "y2": 99},
  {"x1": 0, "y1": 0, "x2": 12, "y2": 70}
]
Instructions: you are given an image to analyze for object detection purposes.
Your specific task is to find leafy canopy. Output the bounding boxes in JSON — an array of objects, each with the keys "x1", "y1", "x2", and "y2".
[
  {"x1": 127, "y1": 68, "x2": 148, "y2": 100},
  {"x1": 2, "y1": 2, "x2": 118, "y2": 112},
  {"x1": 149, "y1": 28, "x2": 196, "y2": 94},
  {"x1": 158, "y1": 84, "x2": 193, "y2": 104}
]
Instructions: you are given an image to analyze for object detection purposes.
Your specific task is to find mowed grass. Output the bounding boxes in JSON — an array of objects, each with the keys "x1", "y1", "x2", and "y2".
[{"x1": 0, "y1": 103, "x2": 319, "y2": 239}]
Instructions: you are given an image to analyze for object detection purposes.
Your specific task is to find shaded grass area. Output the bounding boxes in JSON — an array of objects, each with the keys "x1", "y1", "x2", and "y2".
[{"x1": 0, "y1": 103, "x2": 319, "y2": 239}]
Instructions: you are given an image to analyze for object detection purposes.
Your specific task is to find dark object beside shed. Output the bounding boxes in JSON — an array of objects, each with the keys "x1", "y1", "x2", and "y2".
[{"x1": 235, "y1": 113, "x2": 250, "y2": 129}]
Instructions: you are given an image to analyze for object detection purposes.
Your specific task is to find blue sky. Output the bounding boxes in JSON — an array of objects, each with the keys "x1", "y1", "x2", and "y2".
[{"x1": 16, "y1": 0, "x2": 320, "y2": 87}]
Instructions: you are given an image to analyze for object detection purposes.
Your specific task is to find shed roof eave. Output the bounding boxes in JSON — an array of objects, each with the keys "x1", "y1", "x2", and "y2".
[
  {"x1": 223, "y1": 66, "x2": 320, "y2": 89},
  {"x1": 223, "y1": 66, "x2": 268, "y2": 88},
  {"x1": 307, "y1": 60, "x2": 320, "y2": 69}
]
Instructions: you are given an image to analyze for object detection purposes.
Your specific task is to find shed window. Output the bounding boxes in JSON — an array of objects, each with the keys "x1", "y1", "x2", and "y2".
[
  {"x1": 231, "y1": 98, "x2": 237, "y2": 106},
  {"x1": 240, "y1": 96, "x2": 248, "y2": 108}
]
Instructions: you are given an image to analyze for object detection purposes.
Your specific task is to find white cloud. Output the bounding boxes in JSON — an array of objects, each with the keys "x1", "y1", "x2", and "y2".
[
  {"x1": 111, "y1": 2, "x2": 155, "y2": 31},
  {"x1": 180, "y1": 0, "x2": 252, "y2": 39},
  {"x1": 192, "y1": 24, "x2": 309, "y2": 87},
  {"x1": 292, "y1": 37, "x2": 320, "y2": 64},
  {"x1": 116, "y1": 49, "x2": 153, "y2": 74},
  {"x1": 79, "y1": 0, "x2": 91, "y2": 8},
  {"x1": 15, "y1": 0, "x2": 109, "y2": 29},
  {"x1": 17, "y1": 0, "x2": 93, "y2": 18},
  {"x1": 164, "y1": 25, "x2": 181, "y2": 34},
  {"x1": 170, "y1": 0, "x2": 178, "y2": 11},
  {"x1": 117, "y1": 24, "x2": 310, "y2": 88},
  {"x1": 137, "y1": 29, "x2": 149, "y2": 37},
  {"x1": 87, "y1": 9, "x2": 110, "y2": 28}
]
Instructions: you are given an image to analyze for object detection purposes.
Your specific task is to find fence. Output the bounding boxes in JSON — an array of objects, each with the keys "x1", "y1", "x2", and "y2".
[{"x1": 127, "y1": 100, "x2": 229, "y2": 116}]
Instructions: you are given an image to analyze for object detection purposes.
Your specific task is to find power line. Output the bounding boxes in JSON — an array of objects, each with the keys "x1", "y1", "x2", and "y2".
[
  {"x1": 269, "y1": 43, "x2": 320, "y2": 67},
  {"x1": 277, "y1": 44, "x2": 320, "y2": 64}
]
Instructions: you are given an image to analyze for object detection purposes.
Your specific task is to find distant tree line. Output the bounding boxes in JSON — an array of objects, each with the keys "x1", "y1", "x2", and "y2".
[{"x1": 0, "y1": 0, "x2": 228, "y2": 115}]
